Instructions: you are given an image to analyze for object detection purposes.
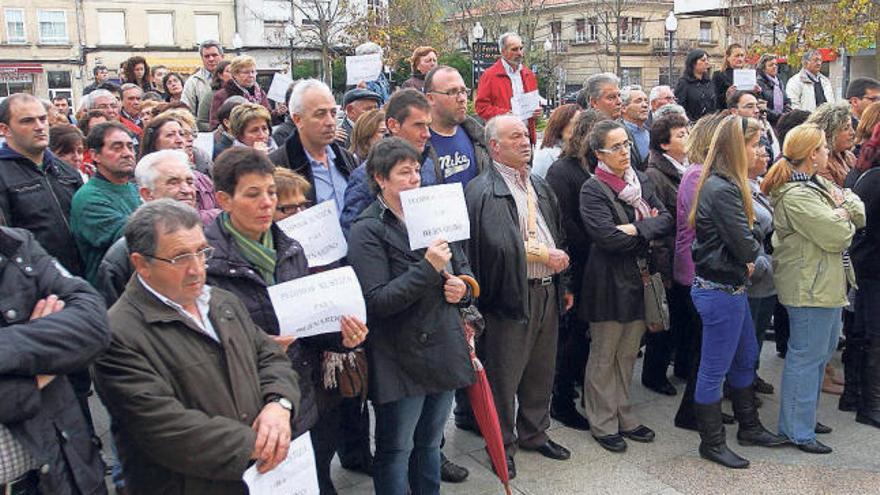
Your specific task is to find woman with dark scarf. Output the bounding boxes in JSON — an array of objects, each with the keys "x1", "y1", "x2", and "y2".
[
  {"x1": 209, "y1": 55, "x2": 271, "y2": 129},
  {"x1": 756, "y1": 54, "x2": 791, "y2": 126}
]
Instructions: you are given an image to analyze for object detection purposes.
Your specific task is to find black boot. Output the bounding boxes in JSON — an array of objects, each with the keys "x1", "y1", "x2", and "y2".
[
  {"x1": 840, "y1": 336, "x2": 865, "y2": 412},
  {"x1": 729, "y1": 385, "x2": 787, "y2": 447},
  {"x1": 856, "y1": 337, "x2": 880, "y2": 428},
  {"x1": 694, "y1": 401, "x2": 749, "y2": 469}
]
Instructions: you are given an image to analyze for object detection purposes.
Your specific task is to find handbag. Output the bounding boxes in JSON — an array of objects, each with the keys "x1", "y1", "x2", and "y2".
[
  {"x1": 322, "y1": 349, "x2": 368, "y2": 402},
  {"x1": 595, "y1": 179, "x2": 670, "y2": 332}
]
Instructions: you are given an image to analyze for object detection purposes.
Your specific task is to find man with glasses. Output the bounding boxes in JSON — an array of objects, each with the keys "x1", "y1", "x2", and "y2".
[
  {"x1": 475, "y1": 32, "x2": 542, "y2": 144},
  {"x1": 787, "y1": 49, "x2": 836, "y2": 112},
  {"x1": 647, "y1": 85, "x2": 676, "y2": 126},
  {"x1": 71, "y1": 122, "x2": 141, "y2": 285},
  {"x1": 729, "y1": 90, "x2": 780, "y2": 159},
  {"x1": 845, "y1": 77, "x2": 880, "y2": 129},
  {"x1": 182, "y1": 40, "x2": 225, "y2": 131},
  {"x1": 425, "y1": 66, "x2": 491, "y2": 187},
  {"x1": 93, "y1": 199, "x2": 301, "y2": 495},
  {"x1": 96, "y1": 149, "x2": 204, "y2": 306},
  {"x1": 88, "y1": 89, "x2": 121, "y2": 122}
]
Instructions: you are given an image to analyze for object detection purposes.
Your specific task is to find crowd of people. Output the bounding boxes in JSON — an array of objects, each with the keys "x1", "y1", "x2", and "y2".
[{"x1": 2, "y1": 30, "x2": 880, "y2": 495}]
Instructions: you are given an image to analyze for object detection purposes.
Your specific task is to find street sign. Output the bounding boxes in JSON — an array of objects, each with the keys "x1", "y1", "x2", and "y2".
[{"x1": 472, "y1": 41, "x2": 500, "y2": 87}]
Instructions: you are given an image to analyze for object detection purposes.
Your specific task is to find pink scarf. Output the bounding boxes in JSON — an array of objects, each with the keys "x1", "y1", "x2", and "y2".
[{"x1": 595, "y1": 162, "x2": 652, "y2": 221}]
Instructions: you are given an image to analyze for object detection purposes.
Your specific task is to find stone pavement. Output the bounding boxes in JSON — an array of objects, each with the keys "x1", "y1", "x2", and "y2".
[{"x1": 92, "y1": 344, "x2": 880, "y2": 495}]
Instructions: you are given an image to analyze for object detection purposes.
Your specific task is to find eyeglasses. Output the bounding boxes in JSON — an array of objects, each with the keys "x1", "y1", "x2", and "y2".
[
  {"x1": 863, "y1": 95, "x2": 880, "y2": 103},
  {"x1": 277, "y1": 201, "x2": 313, "y2": 215},
  {"x1": 145, "y1": 246, "x2": 214, "y2": 267},
  {"x1": 431, "y1": 88, "x2": 470, "y2": 98},
  {"x1": 94, "y1": 103, "x2": 119, "y2": 110},
  {"x1": 597, "y1": 140, "x2": 632, "y2": 154}
]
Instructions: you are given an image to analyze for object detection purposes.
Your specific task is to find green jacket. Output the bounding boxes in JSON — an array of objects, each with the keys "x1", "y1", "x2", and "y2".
[{"x1": 770, "y1": 175, "x2": 865, "y2": 308}]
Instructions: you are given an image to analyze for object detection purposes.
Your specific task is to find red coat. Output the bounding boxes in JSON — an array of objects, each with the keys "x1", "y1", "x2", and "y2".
[
  {"x1": 475, "y1": 59, "x2": 539, "y2": 143},
  {"x1": 118, "y1": 114, "x2": 143, "y2": 138}
]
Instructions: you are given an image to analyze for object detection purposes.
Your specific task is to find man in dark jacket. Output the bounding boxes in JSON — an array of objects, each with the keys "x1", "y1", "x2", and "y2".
[
  {"x1": 0, "y1": 93, "x2": 84, "y2": 276},
  {"x1": 337, "y1": 88, "x2": 381, "y2": 150},
  {"x1": 269, "y1": 80, "x2": 359, "y2": 211},
  {"x1": 0, "y1": 226, "x2": 110, "y2": 495},
  {"x1": 465, "y1": 114, "x2": 572, "y2": 478},
  {"x1": 425, "y1": 66, "x2": 491, "y2": 187},
  {"x1": 93, "y1": 200, "x2": 301, "y2": 495}
]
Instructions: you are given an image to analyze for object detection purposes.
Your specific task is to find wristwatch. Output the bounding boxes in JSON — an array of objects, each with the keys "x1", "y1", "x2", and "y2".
[{"x1": 269, "y1": 395, "x2": 293, "y2": 411}]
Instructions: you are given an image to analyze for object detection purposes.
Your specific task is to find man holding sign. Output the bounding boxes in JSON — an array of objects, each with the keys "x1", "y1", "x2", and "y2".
[
  {"x1": 465, "y1": 115, "x2": 572, "y2": 478},
  {"x1": 475, "y1": 33, "x2": 541, "y2": 144}
]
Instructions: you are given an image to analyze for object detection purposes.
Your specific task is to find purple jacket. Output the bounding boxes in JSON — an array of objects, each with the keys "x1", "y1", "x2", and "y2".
[{"x1": 673, "y1": 163, "x2": 703, "y2": 286}]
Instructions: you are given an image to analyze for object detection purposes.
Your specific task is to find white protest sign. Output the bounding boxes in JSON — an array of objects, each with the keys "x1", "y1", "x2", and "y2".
[
  {"x1": 242, "y1": 432, "x2": 319, "y2": 495},
  {"x1": 511, "y1": 90, "x2": 541, "y2": 121},
  {"x1": 399, "y1": 183, "x2": 470, "y2": 250},
  {"x1": 269, "y1": 266, "x2": 366, "y2": 338},
  {"x1": 267, "y1": 73, "x2": 294, "y2": 103},
  {"x1": 733, "y1": 69, "x2": 757, "y2": 90},
  {"x1": 276, "y1": 201, "x2": 347, "y2": 267},
  {"x1": 345, "y1": 53, "x2": 382, "y2": 85}
]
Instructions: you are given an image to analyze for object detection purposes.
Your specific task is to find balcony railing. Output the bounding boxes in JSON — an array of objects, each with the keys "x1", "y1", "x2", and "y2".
[{"x1": 651, "y1": 37, "x2": 706, "y2": 54}]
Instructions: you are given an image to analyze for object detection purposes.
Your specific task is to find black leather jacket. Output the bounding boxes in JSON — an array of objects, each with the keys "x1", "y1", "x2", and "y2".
[
  {"x1": 692, "y1": 173, "x2": 760, "y2": 286},
  {"x1": 0, "y1": 227, "x2": 109, "y2": 494}
]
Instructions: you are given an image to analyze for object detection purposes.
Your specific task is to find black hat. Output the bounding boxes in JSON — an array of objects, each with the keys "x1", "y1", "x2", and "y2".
[{"x1": 343, "y1": 88, "x2": 382, "y2": 107}]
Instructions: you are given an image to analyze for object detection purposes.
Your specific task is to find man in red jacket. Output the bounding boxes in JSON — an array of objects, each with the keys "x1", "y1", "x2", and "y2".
[{"x1": 475, "y1": 33, "x2": 542, "y2": 144}]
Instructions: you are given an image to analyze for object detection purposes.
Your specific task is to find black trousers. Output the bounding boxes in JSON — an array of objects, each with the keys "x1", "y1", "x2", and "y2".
[
  {"x1": 336, "y1": 397, "x2": 372, "y2": 467},
  {"x1": 674, "y1": 284, "x2": 704, "y2": 426},
  {"x1": 670, "y1": 282, "x2": 699, "y2": 380},
  {"x1": 552, "y1": 310, "x2": 590, "y2": 408},
  {"x1": 774, "y1": 300, "x2": 791, "y2": 356}
]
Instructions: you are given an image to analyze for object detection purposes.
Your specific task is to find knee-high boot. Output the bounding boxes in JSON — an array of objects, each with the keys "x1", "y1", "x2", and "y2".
[
  {"x1": 729, "y1": 385, "x2": 787, "y2": 447},
  {"x1": 694, "y1": 401, "x2": 749, "y2": 469}
]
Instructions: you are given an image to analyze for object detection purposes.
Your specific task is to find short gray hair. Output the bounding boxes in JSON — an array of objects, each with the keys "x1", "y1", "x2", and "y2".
[
  {"x1": 484, "y1": 113, "x2": 519, "y2": 144},
  {"x1": 88, "y1": 89, "x2": 115, "y2": 108},
  {"x1": 498, "y1": 32, "x2": 521, "y2": 52},
  {"x1": 120, "y1": 83, "x2": 142, "y2": 97},
  {"x1": 620, "y1": 85, "x2": 644, "y2": 106},
  {"x1": 802, "y1": 49, "x2": 821, "y2": 66},
  {"x1": 648, "y1": 85, "x2": 672, "y2": 104},
  {"x1": 135, "y1": 150, "x2": 190, "y2": 191},
  {"x1": 585, "y1": 72, "x2": 620, "y2": 103},
  {"x1": 125, "y1": 199, "x2": 201, "y2": 258},
  {"x1": 654, "y1": 104, "x2": 687, "y2": 120},
  {"x1": 355, "y1": 42, "x2": 383, "y2": 56},
  {"x1": 198, "y1": 40, "x2": 223, "y2": 56},
  {"x1": 289, "y1": 78, "x2": 333, "y2": 116}
]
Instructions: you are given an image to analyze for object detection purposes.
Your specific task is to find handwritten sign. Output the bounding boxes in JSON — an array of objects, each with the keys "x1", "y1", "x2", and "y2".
[
  {"x1": 345, "y1": 53, "x2": 382, "y2": 85},
  {"x1": 733, "y1": 69, "x2": 757, "y2": 91},
  {"x1": 276, "y1": 201, "x2": 347, "y2": 267},
  {"x1": 399, "y1": 183, "x2": 470, "y2": 250},
  {"x1": 511, "y1": 90, "x2": 541, "y2": 121},
  {"x1": 269, "y1": 266, "x2": 366, "y2": 338},
  {"x1": 242, "y1": 432, "x2": 319, "y2": 495},
  {"x1": 267, "y1": 73, "x2": 294, "y2": 104}
]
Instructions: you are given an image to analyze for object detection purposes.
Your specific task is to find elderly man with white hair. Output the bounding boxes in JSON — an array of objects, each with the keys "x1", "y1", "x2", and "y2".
[
  {"x1": 647, "y1": 85, "x2": 676, "y2": 125},
  {"x1": 94, "y1": 149, "x2": 200, "y2": 305},
  {"x1": 268, "y1": 79, "x2": 359, "y2": 214}
]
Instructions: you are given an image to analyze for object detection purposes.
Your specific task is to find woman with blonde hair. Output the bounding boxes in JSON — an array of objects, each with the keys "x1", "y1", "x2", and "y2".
[
  {"x1": 229, "y1": 102, "x2": 278, "y2": 153},
  {"x1": 854, "y1": 101, "x2": 880, "y2": 155},
  {"x1": 209, "y1": 55, "x2": 271, "y2": 128},
  {"x1": 349, "y1": 109, "x2": 387, "y2": 162},
  {"x1": 806, "y1": 103, "x2": 856, "y2": 187},
  {"x1": 689, "y1": 115, "x2": 786, "y2": 469},
  {"x1": 761, "y1": 124, "x2": 865, "y2": 453},
  {"x1": 401, "y1": 46, "x2": 438, "y2": 92}
]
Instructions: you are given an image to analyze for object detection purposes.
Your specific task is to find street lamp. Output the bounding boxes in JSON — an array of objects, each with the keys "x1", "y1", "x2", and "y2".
[
  {"x1": 544, "y1": 38, "x2": 553, "y2": 105},
  {"x1": 665, "y1": 11, "x2": 678, "y2": 86},
  {"x1": 284, "y1": 22, "x2": 297, "y2": 75}
]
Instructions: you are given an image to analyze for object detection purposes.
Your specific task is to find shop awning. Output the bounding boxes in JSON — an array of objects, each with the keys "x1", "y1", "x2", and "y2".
[
  {"x1": 146, "y1": 57, "x2": 204, "y2": 75},
  {"x1": 0, "y1": 63, "x2": 43, "y2": 74}
]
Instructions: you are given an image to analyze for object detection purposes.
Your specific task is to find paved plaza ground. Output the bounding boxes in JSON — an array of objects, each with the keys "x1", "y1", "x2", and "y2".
[{"x1": 92, "y1": 344, "x2": 880, "y2": 495}]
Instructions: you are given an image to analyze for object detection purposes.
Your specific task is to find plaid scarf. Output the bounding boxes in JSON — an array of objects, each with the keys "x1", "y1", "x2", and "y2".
[{"x1": 221, "y1": 212, "x2": 277, "y2": 285}]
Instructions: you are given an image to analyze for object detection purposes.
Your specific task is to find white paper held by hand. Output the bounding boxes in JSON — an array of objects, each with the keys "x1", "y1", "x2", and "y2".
[
  {"x1": 399, "y1": 183, "x2": 470, "y2": 250},
  {"x1": 345, "y1": 53, "x2": 382, "y2": 85},
  {"x1": 269, "y1": 266, "x2": 366, "y2": 338},
  {"x1": 733, "y1": 69, "x2": 757, "y2": 91},
  {"x1": 510, "y1": 90, "x2": 541, "y2": 120},
  {"x1": 267, "y1": 73, "x2": 294, "y2": 103},
  {"x1": 276, "y1": 201, "x2": 347, "y2": 267},
  {"x1": 242, "y1": 432, "x2": 319, "y2": 495}
]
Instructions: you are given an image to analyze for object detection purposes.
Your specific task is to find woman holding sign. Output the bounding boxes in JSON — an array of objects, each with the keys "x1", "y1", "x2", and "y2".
[
  {"x1": 204, "y1": 147, "x2": 368, "y2": 495},
  {"x1": 348, "y1": 138, "x2": 476, "y2": 495}
]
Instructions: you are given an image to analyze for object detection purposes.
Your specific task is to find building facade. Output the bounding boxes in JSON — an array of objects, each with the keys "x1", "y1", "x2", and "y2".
[
  {"x1": 0, "y1": 0, "x2": 83, "y2": 104},
  {"x1": 450, "y1": 0, "x2": 728, "y2": 102}
]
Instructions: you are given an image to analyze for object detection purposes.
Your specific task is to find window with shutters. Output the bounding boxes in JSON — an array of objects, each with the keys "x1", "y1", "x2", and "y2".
[
  {"x1": 4, "y1": 9, "x2": 26, "y2": 44},
  {"x1": 38, "y1": 10, "x2": 68, "y2": 44},
  {"x1": 97, "y1": 11, "x2": 126, "y2": 45}
]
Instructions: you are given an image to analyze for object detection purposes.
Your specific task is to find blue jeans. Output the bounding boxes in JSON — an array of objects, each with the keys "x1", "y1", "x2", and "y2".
[
  {"x1": 373, "y1": 391, "x2": 454, "y2": 495},
  {"x1": 692, "y1": 287, "x2": 758, "y2": 404},
  {"x1": 778, "y1": 306, "x2": 842, "y2": 444}
]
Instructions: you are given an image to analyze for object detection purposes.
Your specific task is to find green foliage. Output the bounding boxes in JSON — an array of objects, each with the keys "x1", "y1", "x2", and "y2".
[{"x1": 439, "y1": 52, "x2": 474, "y2": 88}]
